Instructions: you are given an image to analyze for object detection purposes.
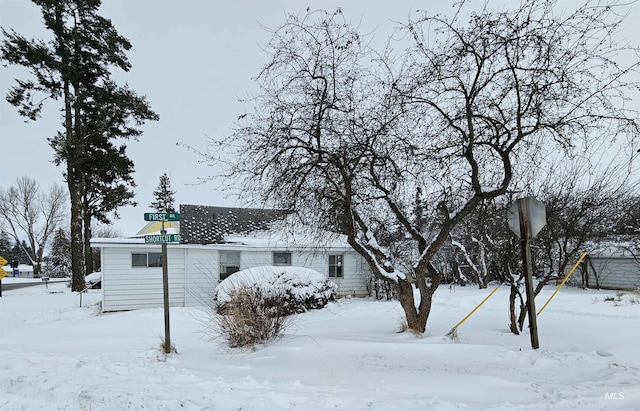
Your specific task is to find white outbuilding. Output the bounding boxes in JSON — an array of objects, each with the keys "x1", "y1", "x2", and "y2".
[{"x1": 585, "y1": 246, "x2": 640, "y2": 291}]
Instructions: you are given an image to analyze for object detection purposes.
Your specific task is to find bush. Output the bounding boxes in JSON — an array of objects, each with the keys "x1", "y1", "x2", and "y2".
[
  {"x1": 215, "y1": 266, "x2": 337, "y2": 316},
  {"x1": 215, "y1": 284, "x2": 292, "y2": 348},
  {"x1": 212, "y1": 266, "x2": 337, "y2": 348}
]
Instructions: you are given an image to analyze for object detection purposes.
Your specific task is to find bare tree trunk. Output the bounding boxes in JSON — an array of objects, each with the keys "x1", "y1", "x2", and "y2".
[
  {"x1": 394, "y1": 272, "x2": 438, "y2": 334},
  {"x1": 68, "y1": 163, "x2": 85, "y2": 292},
  {"x1": 517, "y1": 301, "x2": 528, "y2": 331},
  {"x1": 509, "y1": 284, "x2": 520, "y2": 335},
  {"x1": 64, "y1": 75, "x2": 85, "y2": 292},
  {"x1": 587, "y1": 258, "x2": 600, "y2": 290},
  {"x1": 396, "y1": 279, "x2": 426, "y2": 333},
  {"x1": 34, "y1": 247, "x2": 44, "y2": 277},
  {"x1": 83, "y1": 196, "x2": 93, "y2": 275}
]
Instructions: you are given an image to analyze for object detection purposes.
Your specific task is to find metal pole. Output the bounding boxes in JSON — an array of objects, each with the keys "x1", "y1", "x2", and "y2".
[
  {"x1": 519, "y1": 199, "x2": 540, "y2": 349},
  {"x1": 161, "y1": 221, "x2": 171, "y2": 354}
]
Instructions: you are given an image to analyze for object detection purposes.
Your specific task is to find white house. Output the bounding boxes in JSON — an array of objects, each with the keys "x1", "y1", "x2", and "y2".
[
  {"x1": 91, "y1": 205, "x2": 373, "y2": 312},
  {"x1": 1, "y1": 264, "x2": 34, "y2": 278}
]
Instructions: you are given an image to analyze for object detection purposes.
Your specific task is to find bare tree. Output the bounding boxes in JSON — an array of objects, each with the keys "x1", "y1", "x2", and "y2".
[
  {"x1": 615, "y1": 194, "x2": 640, "y2": 235},
  {"x1": 0, "y1": 176, "x2": 67, "y2": 276},
  {"x1": 537, "y1": 157, "x2": 636, "y2": 279},
  {"x1": 449, "y1": 200, "x2": 513, "y2": 289},
  {"x1": 89, "y1": 223, "x2": 124, "y2": 273},
  {"x1": 206, "y1": 2, "x2": 639, "y2": 333}
]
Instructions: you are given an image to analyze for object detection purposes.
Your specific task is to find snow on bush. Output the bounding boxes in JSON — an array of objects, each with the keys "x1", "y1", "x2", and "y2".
[
  {"x1": 214, "y1": 266, "x2": 337, "y2": 316},
  {"x1": 85, "y1": 272, "x2": 102, "y2": 289},
  {"x1": 85, "y1": 272, "x2": 101, "y2": 283},
  {"x1": 214, "y1": 286, "x2": 293, "y2": 348}
]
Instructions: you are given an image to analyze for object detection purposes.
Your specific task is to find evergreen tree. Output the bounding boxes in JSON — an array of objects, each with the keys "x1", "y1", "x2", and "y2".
[
  {"x1": 80, "y1": 139, "x2": 137, "y2": 274},
  {"x1": 0, "y1": 231, "x2": 11, "y2": 261},
  {"x1": 49, "y1": 228, "x2": 72, "y2": 278},
  {"x1": 150, "y1": 173, "x2": 176, "y2": 213},
  {"x1": 9, "y1": 241, "x2": 33, "y2": 265},
  {"x1": 1, "y1": 0, "x2": 158, "y2": 291}
]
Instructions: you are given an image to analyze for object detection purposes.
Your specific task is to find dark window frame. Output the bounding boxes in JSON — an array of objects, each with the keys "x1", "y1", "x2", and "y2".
[
  {"x1": 219, "y1": 250, "x2": 241, "y2": 281},
  {"x1": 272, "y1": 252, "x2": 292, "y2": 266},
  {"x1": 329, "y1": 254, "x2": 344, "y2": 278},
  {"x1": 131, "y1": 252, "x2": 163, "y2": 268}
]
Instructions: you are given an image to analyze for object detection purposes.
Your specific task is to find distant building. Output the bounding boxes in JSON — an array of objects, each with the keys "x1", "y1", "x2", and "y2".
[
  {"x1": 585, "y1": 245, "x2": 640, "y2": 290},
  {"x1": 1, "y1": 264, "x2": 34, "y2": 278}
]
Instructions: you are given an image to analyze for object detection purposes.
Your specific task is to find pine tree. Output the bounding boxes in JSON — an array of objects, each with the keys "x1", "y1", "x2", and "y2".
[
  {"x1": 49, "y1": 228, "x2": 72, "y2": 278},
  {"x1": 1, "y1": 0, "x2": 158, "y2": 291},
  {"x1": 10, "y1": 241, "x2": 33, "y2": 265},
  {"x1": 81, "y1": 141, "x2": 137, "y2": 274},
  {"x1": 0, "y1": 231, "x2": 11, "y2": 261},
  {"x1": 150, "y1": 173, "x2": 176, "y2": 213}
]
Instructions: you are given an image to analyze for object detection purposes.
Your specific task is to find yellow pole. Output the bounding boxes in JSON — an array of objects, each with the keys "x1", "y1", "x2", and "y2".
[
  {"x1": 446, "y1": 285, "x2": 501, "y2": 336},
  {"x1": 537, "y1": 252, "x2": 588, "y2": 316}
]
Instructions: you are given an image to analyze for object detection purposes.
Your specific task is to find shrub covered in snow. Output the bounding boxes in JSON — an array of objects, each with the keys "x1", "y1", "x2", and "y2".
[
  {"x1": 85, "y1": 272, "x2": 102, "y2": 289},
  {"x1": 214, "y1": 285, "x2": 292, "y2": 348},
  {"x1": 214, "y1": 266, "x2": 337, "y2": 316},
  {"x1": 212, "y1": 266, "x2": 336, "y2": 348}
]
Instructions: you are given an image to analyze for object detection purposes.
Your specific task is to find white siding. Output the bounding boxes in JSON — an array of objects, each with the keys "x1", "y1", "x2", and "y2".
[
  {"x1": 184, "y1": 248, "x2": 218, "y2": 307},
  {"x1": 240, "y1": 250, "x2": 274, "y2": 268},
  {"x1": 203, "y1": 248, "x2": 370, "y2": 297},
  {"x1": 97, "y1": 242, "x2": 373, "y2": 311},
  {"x1": 182, "y1": 248, "x2": 371, "y2": 306},
  {"x1": 102, "y1": 246, "x2": 186, "y2": 312},
  {"x1": 587, "y1": 257, "x2": 640, "y2": 290},
  {"x1": 272, "y1": 250, "x2": 370, "y2": 297},
  {"x1": 239, "y1": 249, "x2": 371, "y2": 297}
]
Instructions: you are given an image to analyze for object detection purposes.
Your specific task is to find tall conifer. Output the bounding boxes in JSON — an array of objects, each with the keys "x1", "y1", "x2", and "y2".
[
  {"x1": 151, "y1": 174, "x2": 176, "y2": 213},
  {"x1": 1, "y1": 1, "x2": 158, "y2": 290}
]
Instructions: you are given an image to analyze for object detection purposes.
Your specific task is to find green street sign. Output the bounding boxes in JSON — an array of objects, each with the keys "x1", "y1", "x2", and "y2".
[
  {"x1": 144, "y1": 234, "x2": 182, "y2": 243},
  {"x1": 144, "y1": 212, "x2": 180, "y2": 222}
]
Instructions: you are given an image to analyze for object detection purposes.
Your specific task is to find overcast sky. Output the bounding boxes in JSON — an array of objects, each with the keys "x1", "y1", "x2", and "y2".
[{"x1": 1, "y1": 0, "x2": 638, "y2": 237}]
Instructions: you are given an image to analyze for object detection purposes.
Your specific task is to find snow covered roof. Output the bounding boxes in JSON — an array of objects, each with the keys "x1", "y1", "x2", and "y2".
[
  {"x1": 179, "y1": 204, "x2": 290, "y2": 244},
  {"x1": 91, "y1": 205, "x2": 351, "y2": 250},
  {"x1": 586, "y1": 239, "x2": 640, "y2": 258},
  {"x1": 2, "y1": 264, "x2": 33, "y2": 272},
  {"x1": 223, "y1": 221, "x2": 350, "y2": 249}
]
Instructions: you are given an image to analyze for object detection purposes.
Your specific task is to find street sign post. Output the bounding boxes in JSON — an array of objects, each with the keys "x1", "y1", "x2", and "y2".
[
  {"x1": 143, "y1": 212, "x2": 180, "y2": 354},
  {"x1": 508, "y1": 197, "x2": 547, "y2": 350},
  {"x1": 144, "y1": 212, "x2": 180, "y2": 222},
  {"x1": 144, "y1": 234, "x2": 182, "y2": 244}
]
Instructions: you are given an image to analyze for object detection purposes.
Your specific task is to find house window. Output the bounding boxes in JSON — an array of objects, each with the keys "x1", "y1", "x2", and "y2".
[
  {"x1": 273, "y1": 252, "x2": 292, "y2": 266},
  {"x1": 131, "y1": 252, "x2": 163, "y2": 268},
  {"x1": 148, "y1": 253, "x2": 162, "y2": 267},
  {"x1": 329, "y1": 254, "x2": 343, "y2": 278},
  {"x1": 220, "y1": 251, "x2": 240, "y2": 281}
]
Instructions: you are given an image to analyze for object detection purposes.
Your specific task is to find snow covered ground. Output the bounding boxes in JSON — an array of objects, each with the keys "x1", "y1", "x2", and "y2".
[{"x1": 1, "y1": 281, "x2": 639, "y2": 410}]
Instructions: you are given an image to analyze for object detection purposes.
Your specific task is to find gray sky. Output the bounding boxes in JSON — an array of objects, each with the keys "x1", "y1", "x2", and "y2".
[{"x1": 1, "y1": 0, "x2": 638, "y2": 237}]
